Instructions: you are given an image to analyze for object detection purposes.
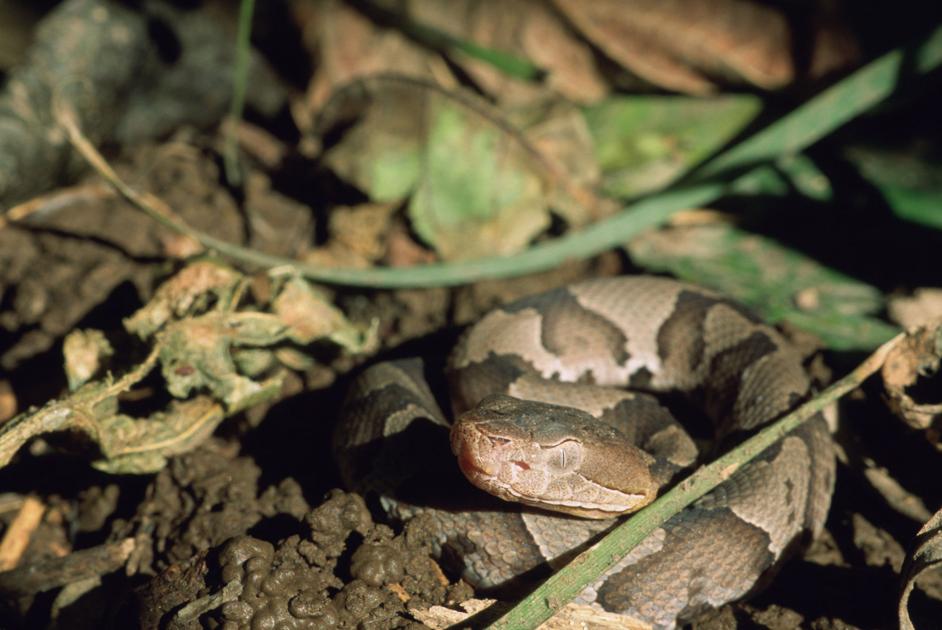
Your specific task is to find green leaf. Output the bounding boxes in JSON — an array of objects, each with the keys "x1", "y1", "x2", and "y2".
[
  {"x1": 409, "y1": 103, "x2": 549, "y2": 259},
  {"x1": 627, "y1": 219, "x2": 898, "y2": 350},
  {"x1": 320, "y1": 78, "x2": 554, "y2": 260},
  {"x1": 880, "y1": 185, "x2": 942, "y2": 230},
  {"x1": 845, "y1": 146, "x2": 942, "y2": 230},
  {"x1": 583, "y1": 95, "x2": 760, "y2": 198}
]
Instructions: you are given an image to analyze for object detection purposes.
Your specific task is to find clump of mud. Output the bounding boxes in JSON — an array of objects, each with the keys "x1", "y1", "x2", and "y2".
[{"x1": 129, "y1": 453, "x2": 471, "y2": 629}]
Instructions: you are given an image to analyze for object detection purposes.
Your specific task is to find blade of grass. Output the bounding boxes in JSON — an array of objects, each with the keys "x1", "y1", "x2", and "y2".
[
  {"x1": 487, "y1": 332, "x2": 904, "y2": 629},
  {"x1": 222, "y1": 0, "x2": 255, "y2": 186}
]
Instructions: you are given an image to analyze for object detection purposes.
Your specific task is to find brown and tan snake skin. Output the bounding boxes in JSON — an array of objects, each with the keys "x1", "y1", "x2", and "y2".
[{"x1": 336, "y1": 276, "x2": 835, "y2": 628}]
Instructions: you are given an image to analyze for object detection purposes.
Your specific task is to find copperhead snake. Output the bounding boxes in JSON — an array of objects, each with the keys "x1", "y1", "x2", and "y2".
[{"x1": 336, "y1": 276, "x2": 835, "y2": 628}]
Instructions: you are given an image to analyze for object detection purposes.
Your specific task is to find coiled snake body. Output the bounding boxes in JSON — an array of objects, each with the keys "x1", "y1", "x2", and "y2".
[{"x1": 336, "y1": 277, "x2": 835, "y2": 628}]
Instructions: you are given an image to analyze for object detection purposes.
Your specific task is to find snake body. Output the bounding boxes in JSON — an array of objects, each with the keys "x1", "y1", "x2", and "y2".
[{"x1": 336, "y1": 277, "x2": 835, "y2": 628}]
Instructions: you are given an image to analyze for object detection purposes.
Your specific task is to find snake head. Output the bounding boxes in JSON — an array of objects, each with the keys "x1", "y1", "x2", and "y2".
[{"x1": 450, "y1": 395, "x2": 659, "y2": 519}]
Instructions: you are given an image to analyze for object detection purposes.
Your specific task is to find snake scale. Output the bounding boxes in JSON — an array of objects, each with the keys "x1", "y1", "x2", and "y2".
[{"x1": 336, "y1": 276, "x2": 835, "y2": 628}]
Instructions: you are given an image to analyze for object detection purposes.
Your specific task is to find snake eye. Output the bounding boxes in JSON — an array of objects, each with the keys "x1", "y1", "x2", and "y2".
[
  {"x1": 548, "y1": 440, "x2": 580, "y2": 471},
  {"x1": 554, "y1": 449, "x2": 567, "y2": 469},
  {"x1": 488, "y1": 436, "x2": 511, "y2": 447}
]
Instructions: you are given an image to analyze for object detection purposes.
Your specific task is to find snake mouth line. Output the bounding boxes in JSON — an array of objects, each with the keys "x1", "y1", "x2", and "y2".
[{"x1": 501, "y1": 484, "x2": 646, "y2": 514}]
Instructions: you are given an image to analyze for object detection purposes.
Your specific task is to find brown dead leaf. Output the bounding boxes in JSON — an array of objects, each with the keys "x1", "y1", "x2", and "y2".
[
  {"x1": 881, "y1": 322, "x2": 942, "y2": 436},
  {"x1": 406, "y1": 0, "x2": 608, "y2": 104},
  {"x1": 63, "y1": 329, "x2": 114, "y2": 391},
  {"x1": 295, "y1": 0, "x2": 455, "y2": 119},
  {"x1": 0, "y1": 381, "x2": 16, "y2": 424},
  {"x1": 890, "y1": 289, "x2": 942, "y2": 330},
  {"x1": 123, "y1": 261, "x2": 241, "y2": 339},
  {"x1": 384, "y1": 222, "x2": 437, "y2": 268},
  {"x1": 553, "y1": 0, "x2": 857, "y2": 93},
  {"x1": 271, "y1": 275, "x2": 377, "y2": 353},
  {"x1": 852, "y1": 513, "x2": 906, "y2": 572},
  {"x1": 409, "y1": 598, "x2": 499, "y2": 629},
  {"x1": 302, "y1": 203, "x2": 397, "y2": 270},
  {"x1": 863, "y1": 464, "x2": 933, "y2": 525},
  {"x1": 0, "y1": 496, "x2": 45, "y2": 571}
]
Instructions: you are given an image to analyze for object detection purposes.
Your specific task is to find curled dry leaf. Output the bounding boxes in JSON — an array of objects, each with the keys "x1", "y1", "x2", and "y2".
[
  {"x1": 155, "y1": 310, "x2": 288, "y2": 407},
  {"x1": 0, "y1": 357, "x2": 157, "y2": 472},
  {"x1": 317, "y1": 76, "x2": 594, "y2": 260},
  {"x1": 271, "y1": 275, "x2": 378, "y2": 353},
  {"x1": 900, "y1": 508, "x2": 942, "y2": 630},
  {"x1": 881, "y1": 321, "x2": 942, "y2": 435},
  {"x1": 63, "y1": 329, "x2": 113, "y2": 391},
  {"x1": 553, "y1": 0, "x2": 857, "y2": 93},
  {"x1": 0, "y1": 351, "x2": 238, "y2": 476},
  {"x1": 154, "y1": 273, "x2": 375, "y2": 406},
  {"x1": 124, "y1": 260, "x2": 241, "y2": 339},
  {"x1": 92, "y1": 397, "x2": 226, "y2": 475}
]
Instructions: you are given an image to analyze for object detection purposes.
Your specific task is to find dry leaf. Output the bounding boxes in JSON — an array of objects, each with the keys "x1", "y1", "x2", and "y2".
[
  {"x1": 0, "y1": 380, "x2": 16, "y2": 423},
  {"x1": 296, "y1": 0, "x2": 453, "y2": 117},
  {"x1": 123, "y1": 260, "x2": 241, "y2": 339},
  {"x1": 554, "y1": 0, "x2": 857, "y2": 93},
  {"x1": 409, "y1": 598, "x2": 498, "y2": 629},
  {"x1": 890, "y1": 289, "x2": 942, "y2": 330},
  {"x1": 303, "y1": 203, "x2": 397, "y2": 269},
  {"x1": 881, "y1": 322, "x2": 942, "y2": 436},
  {"x1": 271, "y1": 275, "x2": 378, "y2": 352},
  {"x1": 63, "y1": 329, "x2": 114, "y2": 391}
]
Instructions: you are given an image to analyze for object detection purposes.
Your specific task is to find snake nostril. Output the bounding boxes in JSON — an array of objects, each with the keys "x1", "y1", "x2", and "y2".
[{"x1": 512, "y1": 460, "x2": 530, "y2": 471}]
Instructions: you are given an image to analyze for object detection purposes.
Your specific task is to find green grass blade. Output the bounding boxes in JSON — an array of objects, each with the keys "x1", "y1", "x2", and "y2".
[{"x1": 223, "y1": 0, "x2": 255, "y2": 185}]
